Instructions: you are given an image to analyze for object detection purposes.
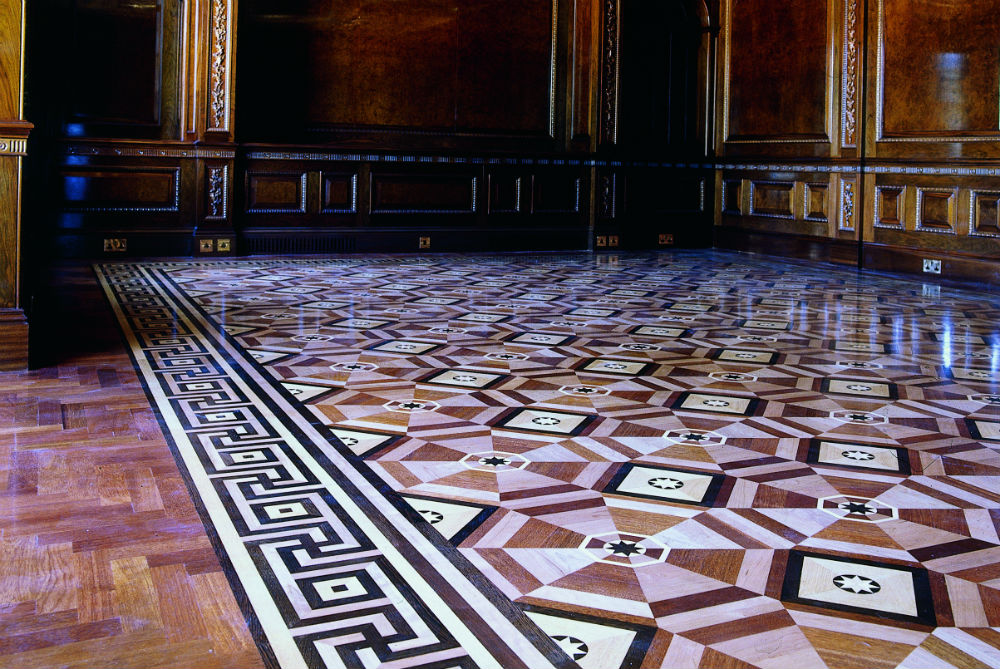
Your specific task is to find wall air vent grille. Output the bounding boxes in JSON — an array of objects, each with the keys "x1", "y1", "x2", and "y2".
[{"x1": 246, "y1": 236, "x2": 356, "y2": 255}]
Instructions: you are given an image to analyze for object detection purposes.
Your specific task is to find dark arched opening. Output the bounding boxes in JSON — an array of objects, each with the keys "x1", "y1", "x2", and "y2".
[{"x1": 616, "y1": 0, "x2": 711, "y2": 157}]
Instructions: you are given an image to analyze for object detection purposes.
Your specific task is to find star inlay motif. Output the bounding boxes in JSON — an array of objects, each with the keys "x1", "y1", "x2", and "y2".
[
  {"x1": 833, "y1": 574, "x2": 881, "y2": 594},
  {"x1": 603, "y1": 540, "x2": 646, "y2": 557}
]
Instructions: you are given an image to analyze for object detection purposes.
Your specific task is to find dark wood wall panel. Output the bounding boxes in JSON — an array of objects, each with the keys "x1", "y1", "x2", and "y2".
[
  {"x1": 456, "y1": 0, "x2": 554, "y2": 132},
  {"x1": 870, "y1": 0, "x2": 1000, "y2": 160},
  {"x1": 488, "y1": 173, "x2": 523, "y2": 214},
  {"x1": 321, "y1": 172, "x2": 359, "y2": 214},
  {"x1": 33, "y1": 0, "x2": 183, "y2": 140},
  {"x1": 61, "y1": 168, "x2": 180, "y2": 212},
  {"x1": 246, "y1": 173, "x2": 307, "y2": 214},
  {"x1": 70, "y1": 2, "x2": 160, "y2": 125},
  {"x1": 717, "y1": 169, "x2": 842, "y2": 242},
  {"x1": 532, "y1": 172, "x2": 581, "y2": 215},
  {"x1": 725, "y1": 0, "x2": 830, "y2": 141},
  {"x1": 370, "y1": 173, "x2": 478, "y2": 216},
  {"x1": 28, "y1": 0, "x2": 724, "y2": 262},
  {"x1": 868, "y1": 172, "x2": 1000, "y2": 258},
  {"x1": 749, "y1": 182, "x2": 795, "y2": 219},
  {"x1": 313, "y1": 1, "x2": 456, "y2": 129},
  {"x1": 237, "y1": 156, "x2": 591, "y2": 249},
  {"x1": 880, "y1": 0, "x2": 1000, "y2": 136},
  {"x1": 238, "y1": 0, "x2": 557, "y2": 145}
]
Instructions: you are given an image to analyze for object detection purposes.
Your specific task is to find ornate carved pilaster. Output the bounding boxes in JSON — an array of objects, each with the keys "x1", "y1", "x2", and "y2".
[
  {"x1": 206, "y1": 164, "x2": 228, "y2": 220},
  {"x1": 0, "y1": 0, "x2": 29, "y2": 368},
  {"x1": 207, "y1": 0, "x2": 233, "y2": 133},
  {"x1": 840, "y1": 177, "x2": 857, "y2": 232},
  {"x1": 599, "y1": 172, "x2": 616, "y2": 219},
  {"x1": 841, "y1": 0, "x2": 859, "y2": 147},
  {"x1": 600, "y1": 0, "x2": 620, "y2": 146}
]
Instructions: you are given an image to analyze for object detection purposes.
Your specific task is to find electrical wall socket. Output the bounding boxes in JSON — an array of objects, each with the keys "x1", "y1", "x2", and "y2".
[
  {"x1": 922, "y1": 259, "x2": 942, "y2": 274},
  {"x1": 608, "y1": 235, "x2": 619, "y2": 247},
  {"x1": 418, "y1": 236, "x2": 431, "y2": 249},
  {"x1": 658, "y1": 233, "x2": 674, "y2": 245},
  {"x1": 596, "y1": 236, "x2": 607, "y2": 247}
]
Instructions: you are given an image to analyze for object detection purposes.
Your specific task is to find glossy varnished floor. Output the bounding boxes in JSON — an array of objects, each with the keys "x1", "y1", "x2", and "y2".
[
  {"x1": 7, "y1": 251, "x2": 1000, "y2": 669},
  {"x1": 0, "y1": 267, "x2": 264, "y2": 669}
]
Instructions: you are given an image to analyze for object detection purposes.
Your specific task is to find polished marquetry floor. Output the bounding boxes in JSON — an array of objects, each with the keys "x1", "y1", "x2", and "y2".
[{"x1": 5, "y1": 250, "x2": 1000, "y2": 669}]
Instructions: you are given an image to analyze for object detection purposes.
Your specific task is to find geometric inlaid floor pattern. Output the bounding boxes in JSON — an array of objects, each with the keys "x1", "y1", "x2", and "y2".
[{"x1": 96, "y1": 250, "x2": 1000, "y2": 669}]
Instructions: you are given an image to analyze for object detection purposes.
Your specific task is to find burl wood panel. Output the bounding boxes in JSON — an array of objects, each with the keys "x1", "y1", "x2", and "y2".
[
  {"x1": 916, "y1": 188, "x2": 957, "y2": 233},
  {"x1": 0, "y1": 266, "x2": 264, "y2": 669},
  {"x1": 726, "y1": 0, "x2": 829, "y2": 139},
  {"x1": 246, "y1": 173, "x2": 306, "y2": 213},
  {"x1": 880, "y1": 0, "x2": 1000, "y2": 136},
  {"x1": 749, "y1": 181, "x2": 794, "y2": 219},
  {"x1": 456, "y1": 0, "x2": 553, "y2": 132},
  {"x1": 61, "y1": 169, "x2": 179, "y2": 210},
  {"x1": 532, "y1": 171, "x2": 581, "y2": 214},
  {"x1": 971, "y1": 191, "x2": 1000, "y2": 238},
  {"x1": 370, "y1": 173, "x2": 476, "y2": 214},
  {"x1": 239, "y1": 0, "x2": 554, "y2": 136},
  {"x1": 0, "y1": 0, "x2": 22, "y2": 120}
]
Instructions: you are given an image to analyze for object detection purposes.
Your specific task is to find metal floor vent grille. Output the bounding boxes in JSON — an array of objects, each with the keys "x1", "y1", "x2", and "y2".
[{"x1": 246, "y1": 236, "x2": 357, "y2": 255}]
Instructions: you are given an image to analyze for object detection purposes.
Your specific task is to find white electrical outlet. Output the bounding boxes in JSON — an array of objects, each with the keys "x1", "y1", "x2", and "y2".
[{"x1": 922, "y1": 259, "x2": 941, "y2": 274}]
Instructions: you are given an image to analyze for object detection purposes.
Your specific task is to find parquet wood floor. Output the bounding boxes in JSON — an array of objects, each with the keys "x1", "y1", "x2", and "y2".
[
  {"x1": 8, "y1": 253, "x2": 1000, "y2": 669},
  {"x1": 0, "y1": 266, "x2": 264, "y2": 669}
]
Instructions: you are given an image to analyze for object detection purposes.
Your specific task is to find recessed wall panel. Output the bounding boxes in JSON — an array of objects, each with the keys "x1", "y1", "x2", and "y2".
[{"x1": 726, "y1": 0, "x2": 830, "y2": 139}]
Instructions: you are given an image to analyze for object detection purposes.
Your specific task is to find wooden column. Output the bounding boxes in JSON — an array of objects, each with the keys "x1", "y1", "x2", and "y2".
[
  {"x1": 183, "y1": 0, "x2": 238, "y2": 255},
  {"x1": 0, "y1": 0, "x2": 30, "y2": 369}
]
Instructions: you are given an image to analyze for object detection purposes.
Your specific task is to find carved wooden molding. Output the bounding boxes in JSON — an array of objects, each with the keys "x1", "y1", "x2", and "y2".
[
  {"x1": 65, "y1": 145, "x2": 236, "y2": 159},
  {"x1": 841, "y1": 0, "x2": 858, "y2": 147},
  {"x1": 0, "y1": 138, "x2": 27, "y2": 156},
  {"x1": 206, "y1": 164, "x2": 228, "y2": 220},
  {"x1": 839, "y1": 178, "x2": 856, "y2": 231},
  {"x1": 208, "y1": 0, "x2": 232, "y2": 132},
  {"x1": 600, "y1": 0, "x2": 620, "y2": 145},
  {"x1": 599, "y1": 172, "x2": 616, "y2": 218}
]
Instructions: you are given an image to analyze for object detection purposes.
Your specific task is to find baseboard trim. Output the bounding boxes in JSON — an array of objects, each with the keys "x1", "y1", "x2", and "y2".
[
  {"x1": 863, "y1": 243, "x2": 1000, "y2": 288},
  {"x1": 713, "y1": 227, "x2": 860, "y2": 266}
]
